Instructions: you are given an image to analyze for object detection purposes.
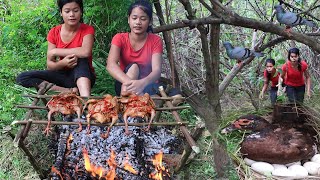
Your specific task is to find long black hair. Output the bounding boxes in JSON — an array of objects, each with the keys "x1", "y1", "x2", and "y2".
[
  {"x1": 287, "y1": 47, "x2": 302, "y2": 71},
  {"x1": 265, "y1": 58, "x2": 275, "y2": 82},
  {"x1": 128, "y1": 0, "x2": 153, "y2": 32},
  {"x1": 57, "y1": 0, "x2": 84, "y2": 23}
]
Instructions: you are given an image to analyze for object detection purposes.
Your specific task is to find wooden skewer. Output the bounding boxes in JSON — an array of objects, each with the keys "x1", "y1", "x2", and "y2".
[
  {"x1": 22, "y1": 94, "x2": 185, "y2": 100},
  {"x1": 159, "y1": 86, "x2": 200, "y2": 154},
  {"x1": 11, "y1": 120, "x2": 189, "y2": 127},
  {"x1": 15, "y1": 105, "x2": 190, "y2": 111}
]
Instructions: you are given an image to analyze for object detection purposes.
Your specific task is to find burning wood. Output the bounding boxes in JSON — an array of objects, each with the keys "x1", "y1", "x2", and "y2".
[
  {"x1": 50, "y1": 116, "x2": 182, "y2": 179},
  {"x1": 83, "y1": 147, "x2": 114, "y2": 179},
  {"x1": 149, "y1": 151, "x2": 170, "y2": 180},
  {"x1": 51, "y1": 166, "x2": 63, "y2": 179},
  {"x1": 46, "y1": 92, "x2": 84, "y2": 135},
  {"x1": 123, "y1": 154, "x2": 138, "y2": 175}
]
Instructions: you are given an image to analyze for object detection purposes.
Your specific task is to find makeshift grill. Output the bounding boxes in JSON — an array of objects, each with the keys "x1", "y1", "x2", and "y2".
[{"x1": 12, "y1": 83, "x2": 204, "y2": 179}]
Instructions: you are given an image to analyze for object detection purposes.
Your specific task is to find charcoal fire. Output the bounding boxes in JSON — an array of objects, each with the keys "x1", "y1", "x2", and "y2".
[
  {"x1": 149, "y1": 151, "x2": 170, "y2": 180},
  {"x1": 49, "y1": 116, "x2": 183, "y2": 180}
]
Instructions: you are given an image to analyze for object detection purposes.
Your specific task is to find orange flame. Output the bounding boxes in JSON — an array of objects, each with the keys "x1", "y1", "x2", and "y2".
[
  {"x1": 106, "y1": 150, "x2": 117, "y2": 179},
  {"x1": 82, "y1": 147, "x2": 118, "y2": 180},
  {"x1": 123, "y1": 154, "x2": 138, "y2": 175},
  {"x1": 82, "y1": 148, "x2": 106, "y2": 178},
  {"x1": 149, "y1": 151, "x2": 170, "y2": 180},
  {"x1": 66, "y1": 134, "x2": 73, "y2": 155},
  {"x1": 51, "y1": 166, "x2": 63, "y2": 180}
]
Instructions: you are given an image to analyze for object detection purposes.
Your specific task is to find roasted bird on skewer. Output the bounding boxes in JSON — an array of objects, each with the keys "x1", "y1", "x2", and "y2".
[
  {"x1": 84, "y1": 94, "x2": 119, "y2": 138},
  {"x1": 46, "y1": 92, "x2": 84, "y2": 135},
  {"x1": 119, "y1": 93, "x2": 156, "y2": 135}
]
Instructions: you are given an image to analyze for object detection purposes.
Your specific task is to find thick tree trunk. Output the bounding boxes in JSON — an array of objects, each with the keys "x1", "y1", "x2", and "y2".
[
  {"x1": 207, "y1": 1, "x2": 230, "y2": 177},
  {"x1": 178, "y1": 0, "x2": 230, "y2": 177}
]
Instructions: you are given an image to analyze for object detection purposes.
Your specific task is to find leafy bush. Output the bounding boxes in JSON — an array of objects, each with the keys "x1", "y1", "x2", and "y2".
[
  {"x1": 0, "y1": 0, "x2": 131, "y2": 128},
  {"x1": 84, "y1": 0, "x2": 131, "y2": 62}
]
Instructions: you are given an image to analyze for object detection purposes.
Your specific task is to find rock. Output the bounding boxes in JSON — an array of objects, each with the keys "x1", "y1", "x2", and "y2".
[
  {"x1": 311, "y1": 154, "x2": 320, "y2": 164},
  {"x1": 244, "y1": 158, "x2": 256, "y2": 166},
  {"x1": 288, "y1": 164, "x2": 308, "y2": 178},
  {"x1": 272, "y1": 164, "x2": 287, "y2": 170},
  {"x1": 303, "y1": 161, "x2": 320, "y2": 175},
  {"x1": 272, "y1": 168, "x2": 295, "y2": 177},
  {"x1": 285, "y1": 161, "x2": 301, "y2": 167},
  {"x1": 251, "y1": 162, "x2": 274, "y2": 175}
]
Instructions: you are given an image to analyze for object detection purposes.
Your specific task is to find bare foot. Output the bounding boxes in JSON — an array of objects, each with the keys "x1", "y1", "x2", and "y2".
[{"x1": 171, "y1": 94, "x2": 183, "y2": 106}]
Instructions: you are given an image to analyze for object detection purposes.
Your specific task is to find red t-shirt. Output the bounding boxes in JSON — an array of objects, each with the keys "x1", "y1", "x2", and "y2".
[
  {"x1": 47, "y1": 23, "x2": 95, "y2": 73},
  {"x1": 263, "y1": 70, "x2": 280, "y2": 87},
  {"x1": 111, "y1": 32, "x2": 163, "y2": 79},
  {"x1": 282, "y1": 60, "x2": 308, "y2": 86}
]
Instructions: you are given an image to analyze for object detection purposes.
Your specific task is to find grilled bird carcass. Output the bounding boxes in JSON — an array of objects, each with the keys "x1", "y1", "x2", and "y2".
[
  {"x1": 46, "y1": 92, "x2": 84, "y2": 135},
  {"x1": 84, "y1": 94, "x2": 119, "y2": 138},
  {"x1": 120, "y1": 93, "x2": 156, "y2": 135}
]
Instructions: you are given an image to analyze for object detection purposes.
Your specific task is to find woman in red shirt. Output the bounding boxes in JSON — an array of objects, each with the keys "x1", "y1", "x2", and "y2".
[
  {"x1": 107, "y1": 0, "x2": 163, "y2": 96},
  {"x1": 16, "y1": 0, "x2": 95, "y2": 97},
  {"x1": 281, "y1": 48, "x2": 311, "y2": 104},
  {"x1": 259, "y1": 59, "x2": 281, "y2": 105}
]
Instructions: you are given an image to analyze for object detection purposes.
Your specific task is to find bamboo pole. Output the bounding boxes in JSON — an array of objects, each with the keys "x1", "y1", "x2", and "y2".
[
  {"x1": 159, "y1": 86, "x2": 200, "y2": 154},
  {"x1": 13, "y1": 83, "x2": 54, "y2": 180},
  {"x1": 12, "y1": 120, "x2": 189, "y2": 127},
  {"x1": 15, "y1": 105, "x2": 190, "y2": 111},
  {"x1": 14, "y1": 83, "x2": 54, "y2": 143},
  {"x1": 23, "y1": 94, "x2": 186, "y2": 101}
]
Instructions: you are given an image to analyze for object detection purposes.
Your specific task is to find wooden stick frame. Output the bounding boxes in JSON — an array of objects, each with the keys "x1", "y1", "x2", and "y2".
[{"x1": 11, "y1": 84, "x2": 200, "y2": 178}]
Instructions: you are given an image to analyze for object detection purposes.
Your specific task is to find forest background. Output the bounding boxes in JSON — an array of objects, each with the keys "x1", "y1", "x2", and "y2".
[{"x1": 0, "y1": 0, "x2": 319, "y2": 179}]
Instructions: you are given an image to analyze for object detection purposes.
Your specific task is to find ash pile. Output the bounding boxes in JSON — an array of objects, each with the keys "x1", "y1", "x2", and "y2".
[{"x1": 50, "y1": 116, "x2": 183, "y2": 180}]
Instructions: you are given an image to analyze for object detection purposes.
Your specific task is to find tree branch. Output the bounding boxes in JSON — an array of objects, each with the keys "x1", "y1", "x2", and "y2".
[
  {"x1": 153, "y1": 0, "x2": 179, "y2": 87},
  {"x1": 154, "y1": 16, "x2": 320, "y2": 53}
]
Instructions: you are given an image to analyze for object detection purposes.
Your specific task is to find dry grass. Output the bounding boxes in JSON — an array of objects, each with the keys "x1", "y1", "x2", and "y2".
[{"x1": 0, "y1": 134, "x2": 40, "y2": 179}]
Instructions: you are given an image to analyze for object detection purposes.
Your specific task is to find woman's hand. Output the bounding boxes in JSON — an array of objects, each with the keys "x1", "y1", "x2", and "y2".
[
  {"x1": 259, "y1": 92, "x2": 264, "y2": 99},
  {"x1": 63, "y1": 54, "x2": 78, "y2": 68},
  {"x1": 306, "y1": 90, "x2": 311, "y2": 99},
  {"x1": 123, "y1": 79, "x2": 146, "y2": 95}
]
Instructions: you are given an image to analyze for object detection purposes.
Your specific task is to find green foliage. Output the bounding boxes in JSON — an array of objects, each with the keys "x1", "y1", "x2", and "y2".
[
  {"x1": 0, "y1": 0, "x2": 131, "y2": 130},
  {"x1": 91, "y1": 60, "x2": 116, "y2": 96},
  {"x1": 84, "y1": 0, "x2": 132, "y2": 61},
  {"x1": 0, "y1": 0, "x2": 57, "y2": 130},
  {"x1": 0, "y1": 1, "x2": 58, "y2": 64}
]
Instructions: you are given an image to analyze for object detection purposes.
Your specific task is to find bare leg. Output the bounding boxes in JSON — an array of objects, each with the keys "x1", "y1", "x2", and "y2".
[
  {"x1": 102, "y1": 117, "x2": 119, "y2": 138},
  {"x1": 123, "y1": 114, "x2": 130, "y2": 135},
  {"x1": 76, "y1": 108, "x2": 82, "y2": 132},
  {"x1": 171, "y1": 94, "x2": 183, "y2": 106},
  {"x1": 86, "y1": 116, "x2": 91, "y2": 134},
  {"x1": 146, "y1": 109, "x2": 156, "y2": 131},
  {"x1": 77, "y1": 77, "x2": 91, "y2": 97},
  {"x1": 44, "y1": 110, "x2": 54, "y2": 136},
  {"x1": 121, "y1": 64, "x2": 140, "y2": 95}
]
